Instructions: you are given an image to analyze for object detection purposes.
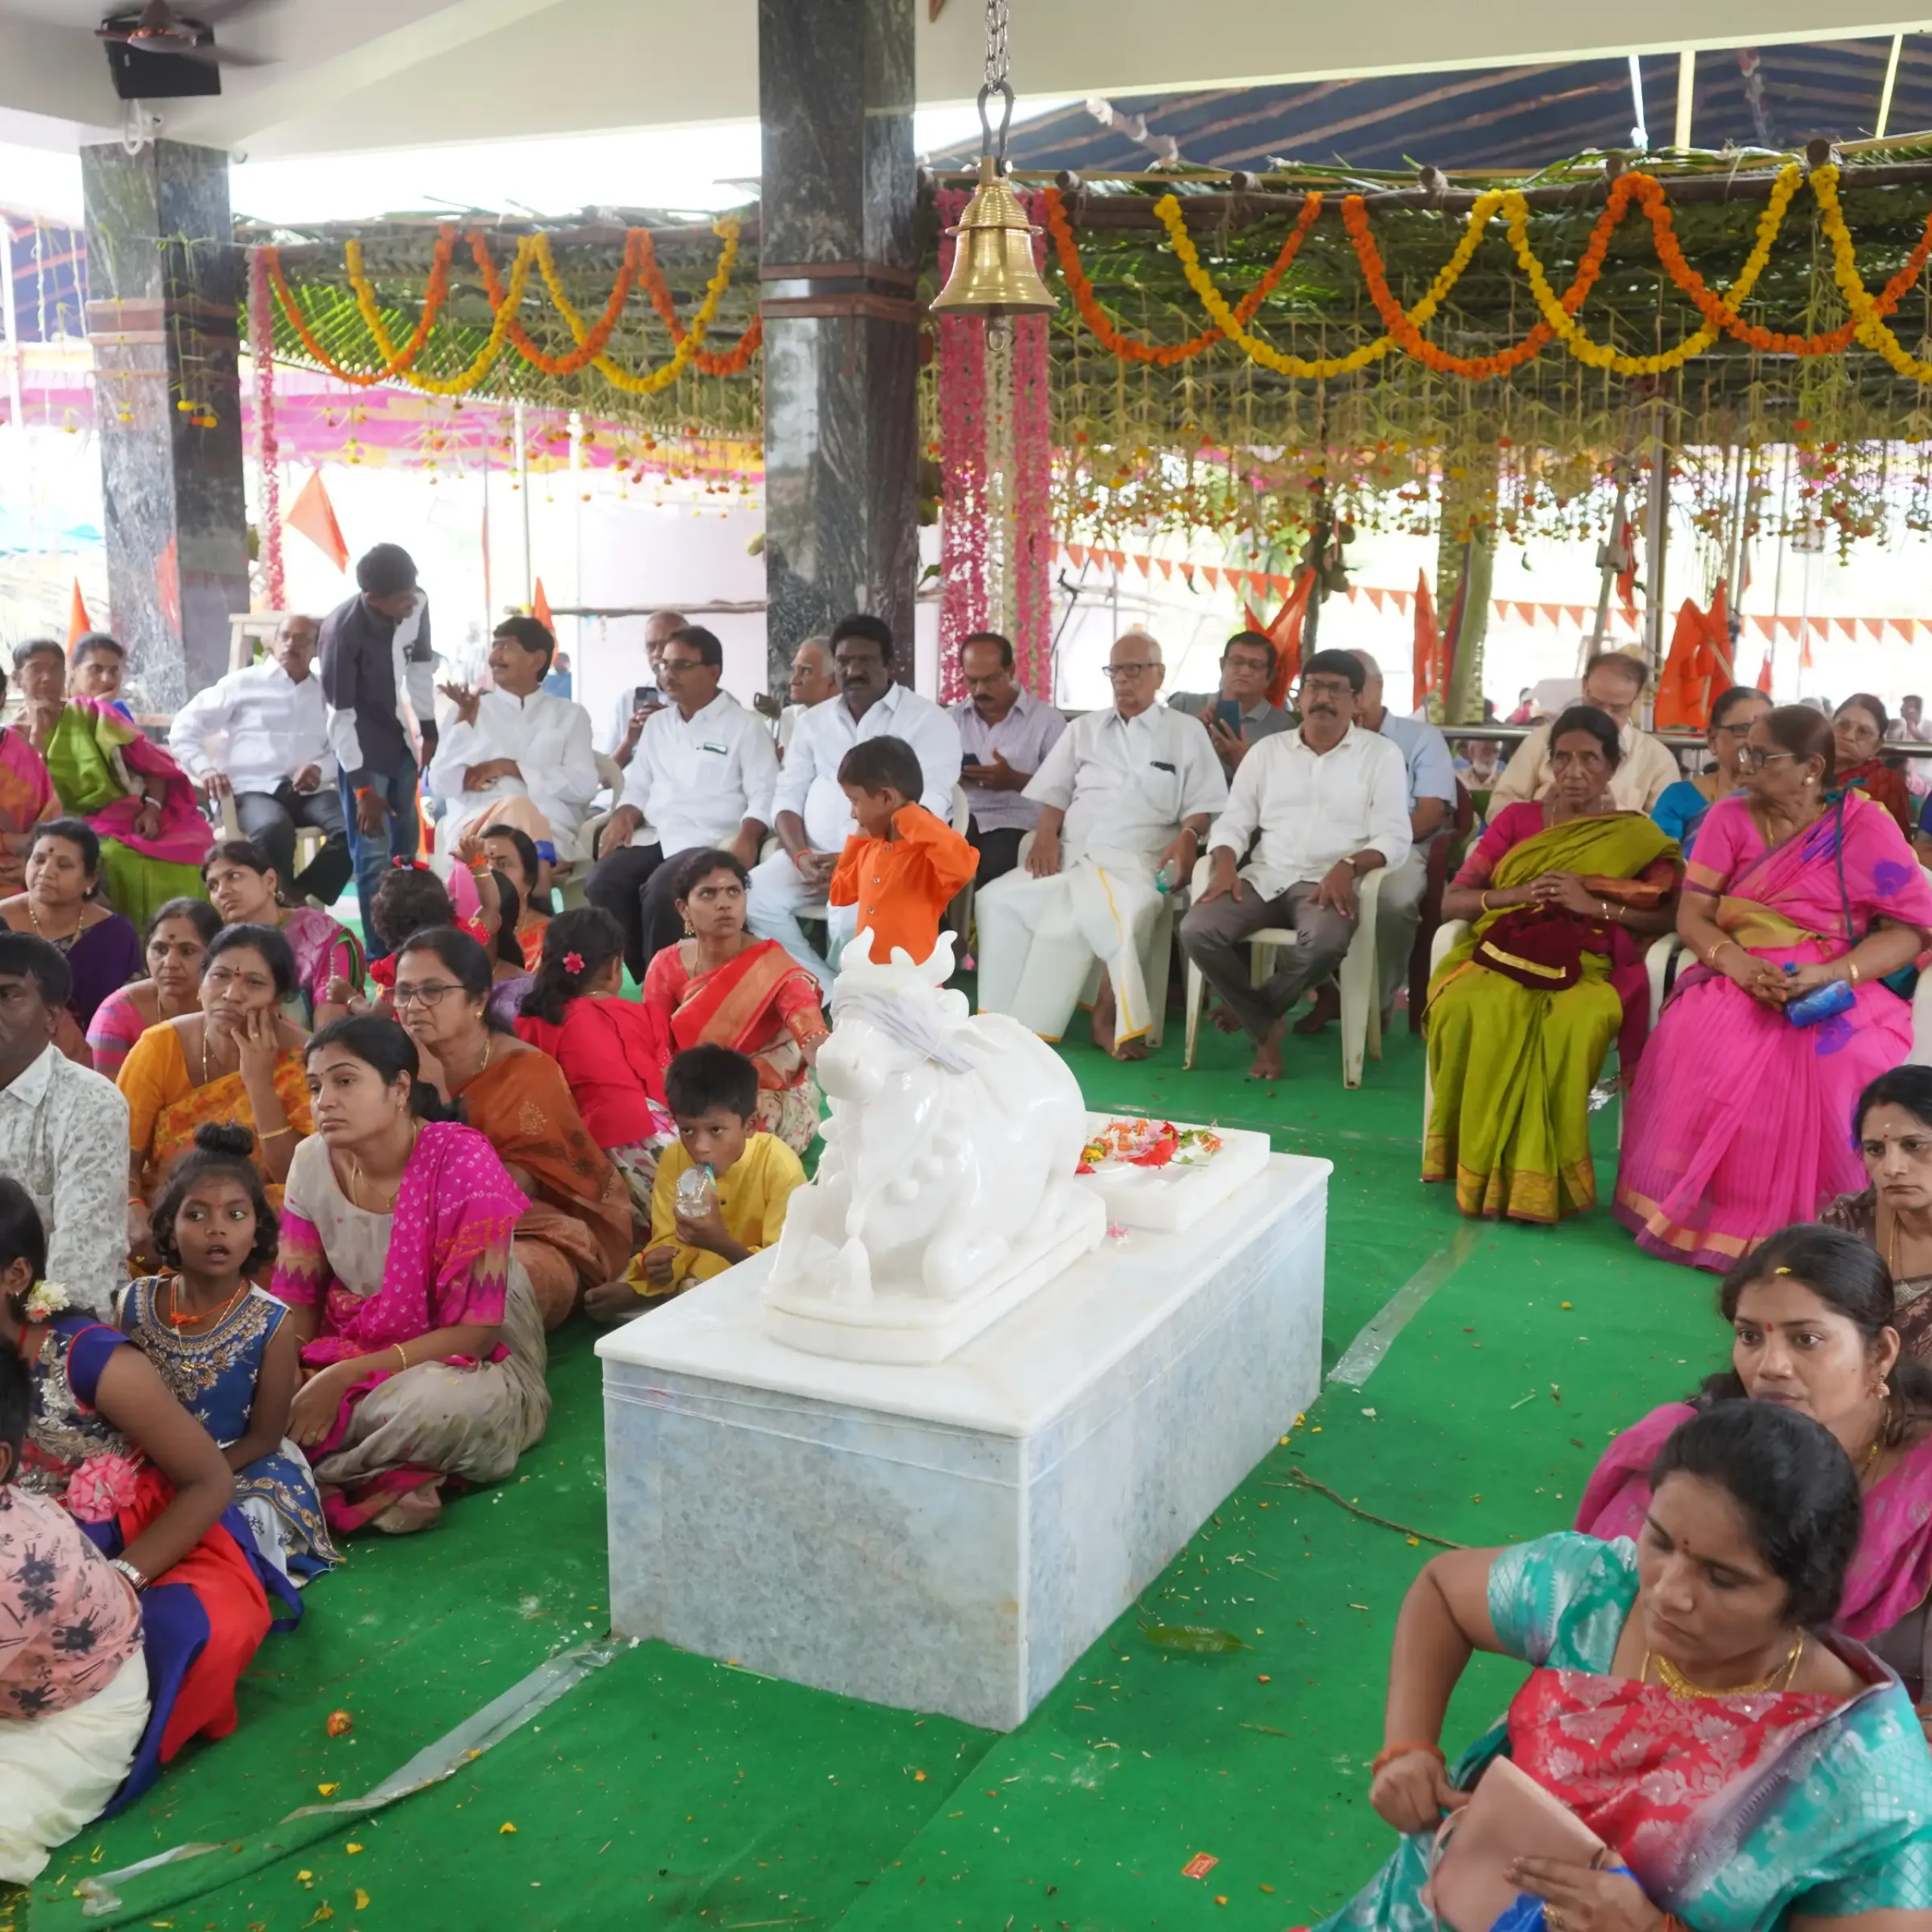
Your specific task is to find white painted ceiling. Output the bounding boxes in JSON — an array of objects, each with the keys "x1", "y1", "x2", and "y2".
[{"x1": 0, "y1": 0, "x2": 1927, "y2": 158}]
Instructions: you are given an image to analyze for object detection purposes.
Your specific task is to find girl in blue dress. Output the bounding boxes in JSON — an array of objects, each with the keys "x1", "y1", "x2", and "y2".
[{"x1": 119, "y1": 1124, "x2": 340, "y2": 1587}]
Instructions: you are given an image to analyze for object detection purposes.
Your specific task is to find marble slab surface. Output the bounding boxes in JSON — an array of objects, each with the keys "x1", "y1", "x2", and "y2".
[{"x1": 599, "y1": 1153, "x2": 1329, "y2": 1729}]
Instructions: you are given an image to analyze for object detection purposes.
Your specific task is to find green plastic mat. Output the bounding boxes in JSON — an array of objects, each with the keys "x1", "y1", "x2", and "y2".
[{"x1": 29, "y1": 1020, "x2": 1713, "y2": 1930}]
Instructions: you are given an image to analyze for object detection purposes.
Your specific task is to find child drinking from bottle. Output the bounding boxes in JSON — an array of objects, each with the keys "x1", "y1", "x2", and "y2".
[
  {"x1": 830, "y1": 737, "x2": 977, "y2": 969},
  {"x1": 584, "y1": 1045, "x2": 804, "y2": 1321}
]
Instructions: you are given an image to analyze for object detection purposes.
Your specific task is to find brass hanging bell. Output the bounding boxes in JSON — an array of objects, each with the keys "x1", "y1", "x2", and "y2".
[{"x1": 931, "y1": 152, "x2": 1057, "y2": 318}]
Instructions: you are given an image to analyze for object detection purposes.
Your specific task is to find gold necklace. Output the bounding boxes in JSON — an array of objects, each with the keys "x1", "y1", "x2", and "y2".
[
  {"x1": 347, "y1": 1121, "x2": 420, "y2": 1212},
  {"x1": 23, "y1": 898, "x2": 79, "y2": 946},
  {"x1": 1642, "y1": 1631, "x2": 1804, "y2": 1699}
]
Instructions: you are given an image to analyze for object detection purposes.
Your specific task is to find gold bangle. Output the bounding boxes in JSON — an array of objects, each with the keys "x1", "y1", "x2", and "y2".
[
  {"x1": 392, "y1": 1344, "x2": 408, "y2": 1374},
  {"x1": 1849, "y1": 961, "x2": 1862, "y2": 986},
  {"x1": 1478, "y1": 891, "x2": 1492, "y2": 914},
  {"x1": 1706, "y1": 938, "x2": 1739, "y2": 967},
  {"x1": 258, "y1": 1124, "x2": 295, "y2": 1143}
]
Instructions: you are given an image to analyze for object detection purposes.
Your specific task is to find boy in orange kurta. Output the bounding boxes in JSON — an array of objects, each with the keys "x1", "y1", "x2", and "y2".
[{"x1": 831, "y1": 736, "x2": 978, "y2": 968}]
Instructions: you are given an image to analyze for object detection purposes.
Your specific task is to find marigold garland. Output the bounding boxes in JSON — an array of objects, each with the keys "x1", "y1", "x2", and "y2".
[
  {"x1": 1812, "y1": 164, "x2": 1932, "y2": 383},
  {"x1": 1046, "y1": 186, "x2": 1321, "y2": 364},
  {"x1": 267, "y1": 217, "x2": 761, "y2": 398},
  {"x1": 1056, "y1": 160, "x2": 1932, "y2": 384}
]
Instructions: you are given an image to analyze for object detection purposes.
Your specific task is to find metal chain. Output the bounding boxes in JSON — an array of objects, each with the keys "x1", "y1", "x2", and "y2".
[{"x1": 983, "y1": 0, "x2": 1010, "y2": 90}]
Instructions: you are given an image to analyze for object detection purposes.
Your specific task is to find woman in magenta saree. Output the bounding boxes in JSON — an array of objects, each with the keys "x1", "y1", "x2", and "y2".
[
  {"x1": 1616, "y1": 706, "x2": 1932, "y2": 1270},
  {"x1": 274, "y1": 1017, "x2": 550, "y2": 1537},
  {"x1": 0, "y1": 665, "x2": 57, "y2": 895}
]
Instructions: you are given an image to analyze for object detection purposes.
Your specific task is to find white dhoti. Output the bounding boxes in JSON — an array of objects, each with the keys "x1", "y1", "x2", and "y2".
[
  {"x1": 976, "y1": 855, "x2": 1164, "y2": 1048},
  {"x1": 0, "y1": 1647, "x2": 149, "y2": 1883}
]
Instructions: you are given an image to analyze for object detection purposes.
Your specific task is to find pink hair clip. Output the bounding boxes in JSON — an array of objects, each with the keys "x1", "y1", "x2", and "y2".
[{"x1": 564, "y1": 951, "x2": 585, "y2": 974}]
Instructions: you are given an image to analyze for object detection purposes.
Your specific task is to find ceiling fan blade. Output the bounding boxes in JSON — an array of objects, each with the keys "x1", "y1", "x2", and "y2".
[
  {"x1": 186, "y1": 0, "x2": 287, "y2": 24},
  {"x1": 163, "y1": 37, "x2": 275, "y2": 64}
]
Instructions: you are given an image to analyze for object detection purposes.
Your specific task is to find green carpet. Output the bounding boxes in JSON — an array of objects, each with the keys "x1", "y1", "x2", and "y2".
[{"x1": 28, "y1": 1017, "x2": 1716, "y2": 1932}]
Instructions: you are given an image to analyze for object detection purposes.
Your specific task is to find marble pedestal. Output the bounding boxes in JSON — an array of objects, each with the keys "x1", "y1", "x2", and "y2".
[{"x1": 598, "y1": 1152, "x2": 1329, "y2": 1730}]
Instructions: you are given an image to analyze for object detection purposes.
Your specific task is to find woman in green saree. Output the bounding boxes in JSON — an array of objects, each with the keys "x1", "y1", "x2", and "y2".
[
  {"x1": 1425, "y1": 706, "x2": 1681, "y2": 1225},
  {"x1": 14, "y1": 639, "x2": 212, "y2": 928}
]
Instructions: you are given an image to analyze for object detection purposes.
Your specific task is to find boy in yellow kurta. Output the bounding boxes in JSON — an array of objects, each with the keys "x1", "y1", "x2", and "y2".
[{"x1": 583, "y1": 1044, "x2": 807, "y2": 1319}]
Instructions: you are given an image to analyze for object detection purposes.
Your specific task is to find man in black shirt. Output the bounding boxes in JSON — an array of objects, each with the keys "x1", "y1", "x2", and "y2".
[{"x1": 318, "y1": 543, "x2": 438, "y2": 947}]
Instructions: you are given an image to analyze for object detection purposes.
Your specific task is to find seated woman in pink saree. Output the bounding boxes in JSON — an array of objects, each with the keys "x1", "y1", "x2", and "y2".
[
  {"x1": 1616, "y1": 706, "x2": 1932, "y2": 1270},
  {"x1": 640, "y1": 850, "x2": 826, "y2": 1155},
  {"x1": 275, "y1": 1017, "x2": 549, "y2": 1537},
  {"x1": 1577, "y1": 1223, "x2": 1932, "y2": 1700}
]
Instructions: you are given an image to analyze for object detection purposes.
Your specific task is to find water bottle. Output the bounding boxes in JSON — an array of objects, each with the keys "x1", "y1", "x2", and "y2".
[
  {"x1": 675, "y1": 1163, "x2": 718, "y2": 1218},
  {"x1": 1783, "y1": 963, "x2": 1857, "y2": 1029},
  {"x1": 1154, "y1": 857, "x2": 1183, "y2": 894}
]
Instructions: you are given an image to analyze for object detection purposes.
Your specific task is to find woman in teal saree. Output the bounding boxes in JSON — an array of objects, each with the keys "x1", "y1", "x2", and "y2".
[{"x1": 1323, "y1": 1403, "x2": 1932, "y2": 1932}]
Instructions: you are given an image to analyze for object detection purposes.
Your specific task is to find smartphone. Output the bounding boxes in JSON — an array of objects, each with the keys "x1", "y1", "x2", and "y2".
[
  {"x1": 1214, "y1": 697, "x2": 1244, "y2": 734},
  {"x1": 633, "y1": 684, "x2": 663, "y2": 712}
]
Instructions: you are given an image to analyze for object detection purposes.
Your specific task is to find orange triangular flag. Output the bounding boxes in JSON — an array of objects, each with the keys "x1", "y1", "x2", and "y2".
[
  {"x1": 66, "y1": 580, "x2": 91, "y2": 646},
  {"x1": 1413, "y1": 568, "x2": 1439, "y2": 705},
  {"x1": 1066, "y1": 543, "x2": 1088, "y2": 568},
  {"x1": 1365, "y1": 586, "x2": 1386, "y2": 614},
  {"x1": 1391, "y1": 588, "x2": 1412, "y2": 614},
  {"x1": 1756, "y1": 651, "x2": 1774, "y2": 694},
  {"x1": 1155, "y1": 558, "x2": 1173, "y2": 580},
  {"x1": 1540, "y1": 602, "x2": 1563, "y2": 626},
  {"x1": 287, "y1": 471, "x2": 349, "y2": 572},
  {"x1": 532, "y1": 578, "x2": 554, "y2": 631},
  {"x1": 1201, "y1": 566, "x2": 1221, "y2": 590}
]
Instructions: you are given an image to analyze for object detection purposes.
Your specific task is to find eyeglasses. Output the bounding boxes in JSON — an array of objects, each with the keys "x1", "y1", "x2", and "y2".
[
  {"x1": 1104, "y1": 662, "x2": 1160, "y2": 680},
  {"x1": 391, "y1": 981, "x2": 463, "y2": 1008},
  {"x1": 1735, "y1": 746, "x2": 1798, "y2": 772},
  {"x1": 1299, "y1": 677, "x2": 1356, "y2": 701},
  {"x1": 660, "y1": 656, "x2": 706, "y2": 674}
]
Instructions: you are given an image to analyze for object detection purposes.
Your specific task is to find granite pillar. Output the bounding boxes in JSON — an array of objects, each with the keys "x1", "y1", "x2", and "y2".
[
  {"x1": 757, "y1": 0, "x2": 918, "y2": 694},
  {"x1": 82, "y1": 138, "x2": 248, "y2": 712}
]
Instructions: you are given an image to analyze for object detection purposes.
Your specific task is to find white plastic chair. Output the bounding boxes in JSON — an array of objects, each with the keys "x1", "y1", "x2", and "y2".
[{"x1": 1181, "y1": 858, "x2": 1386, "y2": 1088}]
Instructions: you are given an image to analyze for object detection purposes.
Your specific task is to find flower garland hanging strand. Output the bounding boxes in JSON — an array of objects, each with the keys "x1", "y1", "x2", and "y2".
[
  {"x1": 1812, "y1": 163, "x2": 1932, "y2": 382},
  {"x1": 984, "y1": 321, "x2": 1018, "y2": 645},
  {"x1": 246, "y1": 245, "x2": 285, "y2": 611},
  {"x1": 1013, "y1": 190, "x2": 1055, "y2": 698},
  {"x1": 1046, "y1": 187, "x2": 1323, "y2": 364},
  {"x1": 937, "y1": 188, "x2": 989, "y2": 695}
]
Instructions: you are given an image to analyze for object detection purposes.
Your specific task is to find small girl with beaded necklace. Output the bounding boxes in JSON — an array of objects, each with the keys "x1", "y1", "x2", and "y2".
[{"x1": 118, "y1": 1124, "x2": 340, "y2": 1592}]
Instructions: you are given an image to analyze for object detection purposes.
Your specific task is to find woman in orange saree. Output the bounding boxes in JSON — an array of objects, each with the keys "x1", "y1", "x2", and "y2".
[
  {"x1": 118, "y1": 924, "x2": 312, "y2": 1267},
  {"x1": 640, "y1": 849, "x2": 827, "y2": 1155},
  {"x1": 392, "y1": 927, "x2": 632, "y2": 1329}
]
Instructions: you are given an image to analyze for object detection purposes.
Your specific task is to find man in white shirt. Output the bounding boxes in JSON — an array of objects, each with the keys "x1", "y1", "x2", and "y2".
[
  {"x1": 605, "y1": 609, "x2": 688, "y2": 771},
  {"x1": 1295, "y1": 648, "x2": 1460, "y2": 1036},
  {"x1": 977, "y1": 631, "x2": 1228, "y2": 1060},
  {"x1": 1491, "y1": 651, "x2": 1680, "y2": 813},
  {"x1": 0, "y1": 935, "x2": 130, "y2": 1313},
  {"x1": 746, "y1": 614, "x2": 963, "y2": 986},
  {"x1": 1179, "y1": 648, "x2": 1412, "y2": 1080},
  {"x1": 586, "y1": 623, "x2": 778, "y2": 978},
  {"x1": 776, "y1": 635, "x2": 838, "y2": 760},
  {"x1": 169, "y1": 613, "x2": 349, "y2": 906},
  {"x1": 428, "y1": 616, "x2": 601, "y2": 869}
]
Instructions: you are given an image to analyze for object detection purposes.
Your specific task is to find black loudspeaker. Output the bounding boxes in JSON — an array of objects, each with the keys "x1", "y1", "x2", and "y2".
[{"x1": 101, "y1": 20, "x2": 222, "y2": 98}]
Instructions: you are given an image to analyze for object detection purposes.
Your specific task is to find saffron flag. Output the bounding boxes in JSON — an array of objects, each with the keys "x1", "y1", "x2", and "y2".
[
  {"x1": 1260, "y1": 568, "x2": 1315, "y2": 707},
  {"x1": 288, "y1": 471, "x2": 349, "y2": 572},
  {"x1": 66, "y1": 580, "x2": 91, "y2": 646},
  {"x1": 1413, "y1": 569, "x2": 1440, "y2": 708},
  {"x1": 532, "y1": 578, "x2": 554, "y2": 632},
  {"x1": 1756, "y1": 651, "x2": 1774, "y2": 694}
]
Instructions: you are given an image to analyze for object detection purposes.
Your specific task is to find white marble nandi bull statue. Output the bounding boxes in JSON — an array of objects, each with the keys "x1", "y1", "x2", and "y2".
[{"x1": 761, "y1": 928, "x2": 1106, "y2": 1364}]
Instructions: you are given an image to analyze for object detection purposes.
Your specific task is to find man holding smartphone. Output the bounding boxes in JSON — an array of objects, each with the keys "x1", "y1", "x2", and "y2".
[
  {"x1": 949, "y1": 630, "x2": 1066, "y2": 885},
  {"x1": 1168, "y1": 629, "x2": 1291, "y2": 775},
  {"x1": 605, "y1": 609, "x2": 688, "y2": 771}
]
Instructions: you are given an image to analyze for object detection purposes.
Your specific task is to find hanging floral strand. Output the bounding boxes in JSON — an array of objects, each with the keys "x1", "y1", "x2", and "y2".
[
  {"x1": 937, "y1": 189, "x2": 988, "y2": 700},
  {"x1": 246, "y1": 245, "x2": 286, "y2": 611},
  {"x1": 1011, "y1": 191, "x2": 1054, "y2": 700}
]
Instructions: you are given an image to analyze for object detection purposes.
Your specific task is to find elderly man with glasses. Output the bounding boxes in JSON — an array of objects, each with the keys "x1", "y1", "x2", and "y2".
[
  {"x1": 1179, "y1": 648, "x2": 1412, "y2": 1081},
  {"x1": 975, "y1": 630, "x2": 1226, "y2": 1060}
]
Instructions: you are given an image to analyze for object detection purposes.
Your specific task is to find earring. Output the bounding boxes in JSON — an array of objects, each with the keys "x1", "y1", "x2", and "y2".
[{"x1": 683, "y1": 918, "x2": 694, "y2": 937}]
